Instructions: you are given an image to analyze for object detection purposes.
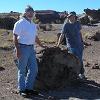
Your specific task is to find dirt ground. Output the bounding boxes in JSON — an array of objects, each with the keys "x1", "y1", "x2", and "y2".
[{"x1": 0, "y1": 23, "x2": 100, "y2": 100}]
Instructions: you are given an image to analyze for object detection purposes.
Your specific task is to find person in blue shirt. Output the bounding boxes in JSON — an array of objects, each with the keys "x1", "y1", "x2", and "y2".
[{"x1": 57, "y1": 11, "x2": 85, "y2": 80}]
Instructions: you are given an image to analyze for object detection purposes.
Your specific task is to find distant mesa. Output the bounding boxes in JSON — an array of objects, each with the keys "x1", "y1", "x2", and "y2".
[{"x1": 0, "y1": 8, "x2": 100, "y2": 30}]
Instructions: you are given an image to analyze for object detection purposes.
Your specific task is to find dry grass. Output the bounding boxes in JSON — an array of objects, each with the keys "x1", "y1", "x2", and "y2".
[
  {"x1": 38, "y1": 32, "x2": 57, "y2": 44},
  {"x1": 7, "y1": 32, "x2": 13, "y2": 42},
  {"x1": 0, "y1": 29, "x2": 16, "y2": 84},
  {"x1": 81, "y1": 31, "x2": 91, "y2": 40},
  {"x1": 0, "y1": 29, "x2": 14, "y2": 50}
]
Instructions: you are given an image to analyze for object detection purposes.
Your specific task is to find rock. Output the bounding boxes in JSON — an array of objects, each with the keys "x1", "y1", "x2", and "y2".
[
  {"x1": 35, "y1": 10, "x2": 60, "y2": 24},
  {"x1": 35, "y1": 47, "x2": 81, "y2": 90},
  {"x1": 92, "y1": 63, "x2": 100, "y2": 69},
  {"x1": 83, "y1": 41, "x2": 92, "y2": 48},
  {"x1": 79, "y1": 14, "x2": 90, "y2": 25},
  {"x1": 88, "y1": 31, "x2": 100, "y2": 41},
  {"x1": 0, "y1": 17, "x2": 17, "y2": 30},
  {"x1": 85, "y1": 62, "x2": 91, "y2": 67},
  {"x1": 92, "y1": 31, "x2": 100, "y2": 41},
  {"x1": 84, "y1": 8, "x2": 100, "y2": 23}
]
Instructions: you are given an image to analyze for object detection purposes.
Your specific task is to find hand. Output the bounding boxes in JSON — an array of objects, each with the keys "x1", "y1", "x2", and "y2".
[
  {"x1": 53, "y1": 44, "x2": 58, "y2": 48},
  {"x1": 56, "y1": 43, "x2": 59, "y2": 47},
  {"x1": 55, "y1": 41, "x2": 60, "y2": 47},
  {"x1": 16, "y1": 48, "x2": 21, "y2": 58},
  {"x1": 60, "y1": 46, "x2": 68, "y2": 52}
]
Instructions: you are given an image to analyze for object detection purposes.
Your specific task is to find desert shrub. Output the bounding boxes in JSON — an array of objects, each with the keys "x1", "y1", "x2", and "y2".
[{"x1": 33, "y1": 18, "x2": 40, "y2": 24}]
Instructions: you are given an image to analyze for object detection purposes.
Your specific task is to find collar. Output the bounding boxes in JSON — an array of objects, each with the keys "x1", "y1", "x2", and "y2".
[{"x1": 23, "y1": 16, "x2": 32, "y2": 23}]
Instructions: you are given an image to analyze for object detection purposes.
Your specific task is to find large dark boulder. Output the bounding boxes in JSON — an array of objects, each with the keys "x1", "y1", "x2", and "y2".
[
  {"x1": 35, "y1": 10, "x2": 60, "y2": 24},
  {"x1": 58, "y1": 11, "x2": 68, "y2": 23},
  {"x1": 35, "y1": 47, "x2": 81, "y2": 90},
  {"x1": 79, "y1": 14, "x2": 90, "y2": 25},
  {"x1": 0, "y1": 17, "x2": 17, "y2": 30},
  {"x1": 84, "y1": 8, "x2": 100, "y2": 23},
  {"x1": 88, "y1": 31, "x2": 100, "y2": 41}
]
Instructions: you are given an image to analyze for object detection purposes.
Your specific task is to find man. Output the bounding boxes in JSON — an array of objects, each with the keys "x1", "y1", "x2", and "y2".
[
  {"x1": 57, "y1": 12, "x2": 85, "y2": 80},
  {"x1": 13, "y1": 5, "x2": 45, "y2": 96}
]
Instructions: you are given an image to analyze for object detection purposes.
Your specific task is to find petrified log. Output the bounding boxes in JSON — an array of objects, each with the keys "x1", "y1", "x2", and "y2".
[
  {"x1": 79, "y1": 15, "x2": 90, "y2": 25},
  {"x1": 0, "y1": 17, "x2": 17, "y2": 30},
  {"x1": 88, "y1": 31, "x2": 100, "y2": 41},
  {"x1": 92, "y1": 31, "x2": 100, "y2": 41},
  {"x1": 35, "y1": 10, "x2": 60, "y2": 24},
  {"x1": 35, "y1": 47, "x2": 81, "y2": 90},
  {"x1": 84, "y1": 8, "x2": 100, "y2": 21}
]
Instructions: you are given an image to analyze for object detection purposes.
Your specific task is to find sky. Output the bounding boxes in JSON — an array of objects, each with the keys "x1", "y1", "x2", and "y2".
[{"x1": 0, "y1": 0, "x2": 100, "y2": 14}]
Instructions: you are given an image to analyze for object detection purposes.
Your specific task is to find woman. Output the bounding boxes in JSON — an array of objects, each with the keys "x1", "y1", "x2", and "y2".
[{"x1": 57, "y1": 12, "x2": 85, "y2": 80}]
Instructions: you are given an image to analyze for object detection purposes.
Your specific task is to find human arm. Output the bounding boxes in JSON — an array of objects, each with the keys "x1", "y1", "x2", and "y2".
[
  {"x1": 79, "y1": 24, "x2": 83, "y2": 43},
  {"x1": 80, "y1": 31, "x2": 83, "y2": 43},
  {"x1": 57, "y1": 22, "x2": 67, "y2": 47},
  {"x1": 77, "y1": 21, "x2": 83, "y2": 43},
  {"x1": 56, "y1": 33, "x2": 64, "y2": 47},
  {"x1": 13, "y1": 34, "x2": 20, "y2": 58},
  {"x1": 13, "y1": 22, "x2": 22, "y2": 58},
  {"x1": 35, "y1": 36, "x2": 46, "y2": 48}
]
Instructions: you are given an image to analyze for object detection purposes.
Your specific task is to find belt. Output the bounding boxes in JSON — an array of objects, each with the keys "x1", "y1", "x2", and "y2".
[{"x1": 18, "y1": 43, "x2": 33, "y2": 46}]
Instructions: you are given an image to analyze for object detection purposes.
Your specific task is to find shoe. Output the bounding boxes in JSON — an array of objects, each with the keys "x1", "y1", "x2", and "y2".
[
  {"x1": 78, "y1": 74, "x2": 86, "y2": 80},
  {"x1": 19, "y1": 91, "x2": 28, "y2": 97},
  {"x1": 25, "y1": 89, "x2": 39, "y2": 96}
]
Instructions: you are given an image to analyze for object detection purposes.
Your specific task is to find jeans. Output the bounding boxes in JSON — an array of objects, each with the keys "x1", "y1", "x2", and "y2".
[
  {"x1": 68, "y1": 47, "x2": 84, "y2": 74},
  {"x1": 17, "y1": 44, "x2": 38, "y2": 91}
]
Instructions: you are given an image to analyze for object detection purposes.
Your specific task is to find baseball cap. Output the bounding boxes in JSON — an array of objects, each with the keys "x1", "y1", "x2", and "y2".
[
  {"x1": 25, "y1": 5, "x2": 34, "y2": 12},
  {"x1": 67, "y1": 11, "x2": 76, "y2": 18}
]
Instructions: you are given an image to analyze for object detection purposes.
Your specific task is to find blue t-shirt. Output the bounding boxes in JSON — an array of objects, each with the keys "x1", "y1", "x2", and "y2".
[{"x1": 61, "y1": 21, "x2": 83, "y2": 49}]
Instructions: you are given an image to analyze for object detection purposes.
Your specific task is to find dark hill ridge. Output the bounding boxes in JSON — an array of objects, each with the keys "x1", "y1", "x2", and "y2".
[{"x1": 0, "y1": 8, "x2": 100, "y2": 29}]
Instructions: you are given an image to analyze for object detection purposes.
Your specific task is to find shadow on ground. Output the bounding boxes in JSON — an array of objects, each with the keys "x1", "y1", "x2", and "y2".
[
  {"x1": 87, "y1": 24, "x2": 98, "y2": 27},
  {"x1": 26, "y1": 80, "x2": 100, "y2": 100}
]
